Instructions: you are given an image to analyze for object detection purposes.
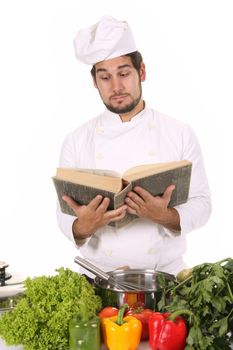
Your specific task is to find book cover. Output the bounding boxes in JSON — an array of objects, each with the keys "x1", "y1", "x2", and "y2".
[
  {"x1": 53, "y1": 160, "x2": 192, "y2": 228},
  {"x1": 130, "y1": 164, "x2": 192, "y2": 207}
]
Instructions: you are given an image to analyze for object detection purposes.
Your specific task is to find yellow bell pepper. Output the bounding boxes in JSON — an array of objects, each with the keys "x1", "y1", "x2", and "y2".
[{"x1": 101, "y1": 303, "x2": 142, "y2": 350}]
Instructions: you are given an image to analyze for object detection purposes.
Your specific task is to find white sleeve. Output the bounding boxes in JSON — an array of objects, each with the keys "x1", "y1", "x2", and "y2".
[
  {"x1": 56, "y1": 202, "x2": 77, "y2": 245},
  {"x1": 56, "y1": 133, "x2": 84, "y2": 247},
  {"x1": 176, "y1": 125, "x2": 212, "y2": 234}
]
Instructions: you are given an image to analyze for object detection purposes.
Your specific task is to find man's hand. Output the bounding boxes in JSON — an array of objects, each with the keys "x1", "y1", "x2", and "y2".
[
  {"x1": 125, "y1": 185, "x2": 181, "y2": 232},
  {"x1": 62, "y1": 195, "x2": 127, "y2": 240}
]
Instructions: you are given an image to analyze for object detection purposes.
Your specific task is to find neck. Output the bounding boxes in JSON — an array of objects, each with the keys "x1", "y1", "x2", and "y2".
[{"x1": 120, "y1": 100, "x2": 145, "y2": 122}]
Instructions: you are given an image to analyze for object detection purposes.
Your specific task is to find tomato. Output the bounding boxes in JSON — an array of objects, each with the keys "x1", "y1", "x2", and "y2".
[
  {"x1": 98, "y1": 306, "x2": 118, "y2": 318},
  {"x1": 125, "y1": 307, "x2": 153, "y2": 340}
]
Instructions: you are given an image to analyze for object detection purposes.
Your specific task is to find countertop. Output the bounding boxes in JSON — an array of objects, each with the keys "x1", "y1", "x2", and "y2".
[
  {"x1": 1, "y1": 339, "x2": 233, "y2": 349},
  {"x1": 0, "y1": 339, "x2": 151, "y2": 350},
  {"x1": 0, "y1": 338, "x2": 22, "y2": 350},
  {"x1": 101, "y1": 342, "x2": 149, "y2": 349}
]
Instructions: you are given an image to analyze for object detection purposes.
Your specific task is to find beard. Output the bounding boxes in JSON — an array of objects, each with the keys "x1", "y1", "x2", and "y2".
[
  {"x1": 104, "y1": 95, "x2": 141, "y2": 114},
  {"x1": 101, "y1": 84, "x2": 142, "y2": 115}
]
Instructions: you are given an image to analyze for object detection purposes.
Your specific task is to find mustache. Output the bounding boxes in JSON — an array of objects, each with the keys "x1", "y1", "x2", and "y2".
[{"x1": 110, "y1": 93, "x2": 130, "y2": 98}]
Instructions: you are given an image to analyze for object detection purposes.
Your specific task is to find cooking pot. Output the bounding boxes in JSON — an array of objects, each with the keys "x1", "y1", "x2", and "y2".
[
  {"x1": 0, "y1": 262, "x2": 25, "y2": 305},
  {"x1": 0, "y1": 262, "x2": 25, "y2": 350},
  {"x1": 94, "y1": 268, "x2": 175, "y2": 310}
]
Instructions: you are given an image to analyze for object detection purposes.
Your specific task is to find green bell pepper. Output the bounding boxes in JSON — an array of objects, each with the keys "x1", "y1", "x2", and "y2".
[{"x1": 69, "y1": 316, "x2": 101, "y2": 350}]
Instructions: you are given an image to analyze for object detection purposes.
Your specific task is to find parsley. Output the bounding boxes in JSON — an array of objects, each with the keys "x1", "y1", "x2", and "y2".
[
  {"x1": 161, "y1": 258, "x2": 233, "y2": 350},
  {"x1": 0, "y1": 267, "x2": 102, "y2": 350}
]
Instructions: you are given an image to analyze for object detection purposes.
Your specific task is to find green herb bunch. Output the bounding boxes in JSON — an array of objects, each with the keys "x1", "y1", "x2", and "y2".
[
  {"x1": 0, "y1": 267, "x2": 102, "y2": 350},
  {"x1": 162, "y1": 258, "x2": 233, "y2": 349}
]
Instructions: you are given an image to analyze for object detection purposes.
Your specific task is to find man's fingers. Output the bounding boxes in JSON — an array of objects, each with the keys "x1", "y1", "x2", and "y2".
[
  {"x1": 107, "y1": 205, "x2": 128, "y2": 222},
  {"x1": 89, "y1": 195, "x2": 105, "y2": 210},
  {"x1": 109, "y1": 211, "x2": 126, "y2": 222},
  {"x1": 62, "y1": 195, "x2": 80, "y2": 213},
  {"x1": 162, "y1": 184, "x2": 175, "y2": 203},
  {"x1": 131, "y1": 186, "x2": 151, "y2": 202},
  {"x1": 63, "y1": 194, "x2": 128, "y2": 227},
  {"x1": 125, "y1": 196, "x2": 140, "y2": 211},
  {"x1": 95, "y1": 197, "x2": 110, "y2": 213},
  {"x1": 126, "y1": 206, "x2": 138, "y2": 216}
]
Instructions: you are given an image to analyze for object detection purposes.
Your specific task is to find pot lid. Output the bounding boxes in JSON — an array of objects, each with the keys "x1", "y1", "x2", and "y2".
[{"x1": 0, "y1": 261, "x2": 25, "y2": 299}]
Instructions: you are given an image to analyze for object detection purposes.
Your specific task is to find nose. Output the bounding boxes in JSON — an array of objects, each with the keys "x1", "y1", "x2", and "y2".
[{"x1": 111, "y1": 77, "x2": 124, "y2": 94}]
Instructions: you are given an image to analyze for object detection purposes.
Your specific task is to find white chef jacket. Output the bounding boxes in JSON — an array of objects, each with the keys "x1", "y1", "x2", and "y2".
[{"x1": 57, "y1": 105, "x2": 212, "y2": 276}]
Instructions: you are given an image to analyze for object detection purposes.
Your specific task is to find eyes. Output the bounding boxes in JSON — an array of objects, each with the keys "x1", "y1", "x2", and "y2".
[{"x1": 98, "y1": 71, "x2": 131, "y2": 81}]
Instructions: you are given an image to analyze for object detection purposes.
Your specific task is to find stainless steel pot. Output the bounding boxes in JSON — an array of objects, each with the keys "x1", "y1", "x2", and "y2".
[
  {"x1": 0, "y1": 262, "x2": 25, "y2": 308},
  {"x1": 94, "y1": 269, "x2": 175, "y2": 310}
]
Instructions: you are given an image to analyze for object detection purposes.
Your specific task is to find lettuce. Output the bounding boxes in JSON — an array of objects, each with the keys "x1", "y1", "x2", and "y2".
[{"x1": 0, "y1": 267, "x2": 102, "y2": 350}]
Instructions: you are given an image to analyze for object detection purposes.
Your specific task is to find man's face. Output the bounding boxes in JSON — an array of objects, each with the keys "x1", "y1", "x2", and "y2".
[{"x1": 93, "y1": 56, "x2": 146, "y2": 116}]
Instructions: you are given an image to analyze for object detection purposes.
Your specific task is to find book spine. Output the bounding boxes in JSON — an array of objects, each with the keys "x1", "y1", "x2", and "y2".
[
  {"x1": 110, "y1": 183, "x2": 135, "y2": 228},
  {"x1": 114, "y1": 183, "x2": 132, "y2": 209}
]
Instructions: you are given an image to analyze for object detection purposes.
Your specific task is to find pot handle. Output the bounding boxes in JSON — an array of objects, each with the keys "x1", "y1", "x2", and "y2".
[
  {"x1": 74, "y1": 256, "x2": 146, "y2": 291},
  {"x1": 74, "y1": 256, "x2": 110, "y2": 281}
]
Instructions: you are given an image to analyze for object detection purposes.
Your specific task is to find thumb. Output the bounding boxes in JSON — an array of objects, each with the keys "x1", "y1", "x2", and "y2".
[
  {"x1": 162, "y1": 184, "x2": 175, "y2": 204},
  {"x1": 62, "y1": 195, "x2": 80, "y2": 215}
]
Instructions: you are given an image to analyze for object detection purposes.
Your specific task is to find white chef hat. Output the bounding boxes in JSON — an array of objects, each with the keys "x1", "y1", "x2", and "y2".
[{"x1": 73, "y1": 16, "x2": 137, "y2": 65}]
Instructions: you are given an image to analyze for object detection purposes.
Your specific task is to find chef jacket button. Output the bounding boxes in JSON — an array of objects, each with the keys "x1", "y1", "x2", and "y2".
[
  {"x1": 148, "y1": 150, "x2": 156, "y2": 157},
  {"x1": 95, "y1": 127, "x2": 105, "y2": 134},
  {"x1": 147, "y1": 248, "x2": 156, "y2": 254},
  {"x1": 104, "y1": 249, "x2": 113, "y2": 256},
  {"x1": 96, "y1": 153, "x2": 104, "y2": 160},
  {"x1": 148, "y1": 122, "x2": 156, "y2": 130}
]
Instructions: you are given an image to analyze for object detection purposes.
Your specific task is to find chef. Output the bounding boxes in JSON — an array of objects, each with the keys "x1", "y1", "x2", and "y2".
[{"x1": 56, "y1": 16, "x2": 212, "y2": 276}]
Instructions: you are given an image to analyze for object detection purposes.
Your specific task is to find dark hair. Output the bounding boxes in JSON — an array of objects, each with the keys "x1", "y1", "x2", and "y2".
[{"x1": 90, "y1": 51, "x2": 143, "y2": 79}]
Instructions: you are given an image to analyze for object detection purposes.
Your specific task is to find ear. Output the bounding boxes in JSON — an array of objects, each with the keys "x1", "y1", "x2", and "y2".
[
  {"x1": 140, "y1": 62, "x2": 146, "y2": 82},
  {"x1": 92, "y1": 76, "x2": 98, "y2": 88}
]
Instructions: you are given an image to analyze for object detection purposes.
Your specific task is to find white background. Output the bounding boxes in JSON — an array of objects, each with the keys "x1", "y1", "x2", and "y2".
[{"x1": 0, "y1": 0, "x2": 232, "y2": 281}]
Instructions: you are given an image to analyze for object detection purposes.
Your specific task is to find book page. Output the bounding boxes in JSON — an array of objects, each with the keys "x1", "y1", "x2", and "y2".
[
  {"x1": 55, "y1": 168, "x2": 122, "y2": 193},
  {"x1": 123, "y1": 160, "x2": 192, "y2": 181},
  {"x1": 75, "y1": 167, "x2": 121, "y2": 178}
]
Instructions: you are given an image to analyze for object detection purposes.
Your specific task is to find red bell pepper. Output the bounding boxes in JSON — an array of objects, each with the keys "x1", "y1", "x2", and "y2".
[
  {"x1": 98, "y1": 306, "x2": 118, "y2": 318},
  {"x1": 125, "y1": 305, "x2": 153, "y2": 341},
  {"x1": 148, "y1": 310, "x2": 189, "y2": 350}
]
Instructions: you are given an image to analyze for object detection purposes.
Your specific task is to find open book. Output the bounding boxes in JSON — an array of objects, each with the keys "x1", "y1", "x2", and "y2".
[{"x1": 52, "y1": 160, "x2": 192, "y2": 228}]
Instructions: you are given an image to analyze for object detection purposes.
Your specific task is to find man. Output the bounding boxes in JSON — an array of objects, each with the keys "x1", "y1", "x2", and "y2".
[{"x1": 57, "y1": 16, "x2": 211, "y2": 276}]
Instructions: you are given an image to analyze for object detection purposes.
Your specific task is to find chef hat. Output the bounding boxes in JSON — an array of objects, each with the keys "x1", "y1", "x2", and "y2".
[{"x1": 73, "y1": 16, "x2": 137, "y2": 65}]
